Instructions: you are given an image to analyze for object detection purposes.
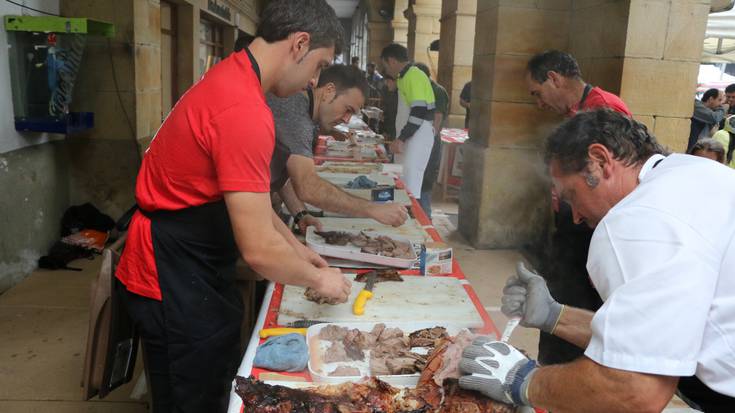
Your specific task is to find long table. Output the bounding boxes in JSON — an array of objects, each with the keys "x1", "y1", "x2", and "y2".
[{"x1": 226, "y1": 172, "x2": 499, "y2": 412}]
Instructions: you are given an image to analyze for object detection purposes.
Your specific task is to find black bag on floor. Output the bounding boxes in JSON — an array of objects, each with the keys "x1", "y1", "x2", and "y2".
[
  {"x1": 61, "y1": 203, "x2": 115, "y2": 236},
  {"x1": 38, "y1": 241, "x2": 95, "y2": 271}
]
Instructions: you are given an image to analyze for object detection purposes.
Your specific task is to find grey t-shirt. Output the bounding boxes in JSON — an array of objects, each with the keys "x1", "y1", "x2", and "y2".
[{"x1": 266, "y1": 90, "x2": 319, "y2": 191}]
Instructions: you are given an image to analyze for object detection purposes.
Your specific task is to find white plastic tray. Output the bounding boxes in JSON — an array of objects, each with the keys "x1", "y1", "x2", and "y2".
[
  {"x1": 306, "y1": 227, "x2": 417, "y2": 269},
  {"x1": 306, "y1": 321, "x2": 467, "y2": 386}
]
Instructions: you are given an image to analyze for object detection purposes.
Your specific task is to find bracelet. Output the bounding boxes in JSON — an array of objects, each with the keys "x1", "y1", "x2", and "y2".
[{"x1": 293, "y1": 210, "x2": 309, "y2": 224}]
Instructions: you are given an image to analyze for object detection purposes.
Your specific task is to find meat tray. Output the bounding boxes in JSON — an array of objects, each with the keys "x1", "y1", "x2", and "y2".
[
  {"x1": 306, "y1": 322, "x2": 467, "y2": 386},
  {"x1": 306, "y1": 227, "x2": 418, "y2": 269}
]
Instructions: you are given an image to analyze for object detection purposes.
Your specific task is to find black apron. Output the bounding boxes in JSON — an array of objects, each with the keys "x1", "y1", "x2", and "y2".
[{"x1": 136, "y1": 200, "x2": 244, "y2": 413}]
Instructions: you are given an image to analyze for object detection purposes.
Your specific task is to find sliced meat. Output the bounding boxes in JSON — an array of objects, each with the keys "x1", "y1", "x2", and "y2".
[
  {"x1": 329, "y1": 366, "x2": 361, "y2": 377},
  {"x1": 304, "y1": 287, "x2": 341, "y2": 305},
  {"x1": 319, "y1": 325, "x2": 348, "y2": 342},
  {"x1": 354, "y1": 269, "x2": 403, "y2": 283},
  {"x1": 323, "y1": 341, "x2": 350, "y2": 363},
  {"x1": 386, "y1": 357, "x2": 420, "y2": 375},
  {"x1": 314, "y1": 230, "x2": 352, "y2": 246},
  {"x1": 409, "y1": 327, "x2": 448, "y2": 348},
  {"x1": 369, "y1": 358, "x2": 391, "y2": 376}
]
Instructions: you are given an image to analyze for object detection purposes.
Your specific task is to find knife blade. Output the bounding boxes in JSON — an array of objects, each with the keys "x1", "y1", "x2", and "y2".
[
  {"x1": 285, "y1": 319, "x2": 328, "y2": 328},
  {"x1": 352, "y1": 272, "x2": 377, "y2": 315}
]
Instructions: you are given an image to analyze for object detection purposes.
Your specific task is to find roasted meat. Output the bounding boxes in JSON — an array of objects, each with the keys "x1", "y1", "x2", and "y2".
[
  {"x1": 409, "y1": 326, "x2": 449, "y2": 348},
  {"x1": 315, "y1": 231, "x2": 415, "y2": 259},
  {"x1": 314, "y1": 230, "x2": 353, "y2": 246},
  {"x1": 354, "y1": 269, "x2": 404, "y2": 283},
  {"x1": 304, "y1": 287, "x2": 341, "y2": 305},
  {"x1": 329, "y1": 366, "x2": 361, "y2": 377}
]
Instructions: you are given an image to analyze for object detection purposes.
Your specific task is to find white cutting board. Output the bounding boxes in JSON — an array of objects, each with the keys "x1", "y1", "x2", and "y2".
[
  {"x1": 314, "y1": 217, "x2": 432, "y2": 244},
  {"x1": 277, "y1": 274, "x2": 484, "y2": 328}
]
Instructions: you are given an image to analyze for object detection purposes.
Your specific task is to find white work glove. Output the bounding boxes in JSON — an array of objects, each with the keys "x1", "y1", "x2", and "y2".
[
  {"x1": 459, "y1": 337, "x2": 537, "y2": 406},
  {"x1": 502, "y1": 262, "x2": 563, "y2": 334}
]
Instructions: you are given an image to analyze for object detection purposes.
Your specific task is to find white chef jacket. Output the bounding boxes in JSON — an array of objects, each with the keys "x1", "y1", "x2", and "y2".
[{"x1": 585, "y1": 153, "x2": 735, "y2": 397}]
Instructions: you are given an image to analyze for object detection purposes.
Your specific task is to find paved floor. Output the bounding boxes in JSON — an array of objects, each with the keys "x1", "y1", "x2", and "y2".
[{"x1": 0, "y1": 197, "x2": 692, "y2": 411}]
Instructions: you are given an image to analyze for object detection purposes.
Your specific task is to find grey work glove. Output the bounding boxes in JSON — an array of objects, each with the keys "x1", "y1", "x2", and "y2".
[
  {"x1": 501, "y1": 262, "x2": 563, "y2": 334},
  {"x1": 458, "y1": 336, "x2": 537, "y2": 406}
]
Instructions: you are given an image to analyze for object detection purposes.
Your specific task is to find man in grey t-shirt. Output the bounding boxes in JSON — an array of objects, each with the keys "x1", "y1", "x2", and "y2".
[{"x1": 267, "y1": 65, "x2": 408, "y2": 230}]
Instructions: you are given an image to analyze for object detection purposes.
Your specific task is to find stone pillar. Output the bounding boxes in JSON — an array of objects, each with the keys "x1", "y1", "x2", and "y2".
[
  {"x1": 437, "y1": 0, "x2": 477, "y2": 128},
  {"x1": 405, "y1": 0, "x2": 441, "y2": 73},
  {"x1": 458, "y1": 0, "x2": 709, "y2": 249},
  {"x1": 568, "y1": 0, "x2": 708, "y2": 152},
  {"x1": 458, "y1": 1, "x2": 570, "y2": 248},
  {"x1": 391, "y1": 0, "x2": 409, "y2": 46},
  {"x1": 367, "y1": 21, "x2": 393, "y2": 66},
  {"x1": 133, "y1": 0, "x2": 163, "y2": 153}
]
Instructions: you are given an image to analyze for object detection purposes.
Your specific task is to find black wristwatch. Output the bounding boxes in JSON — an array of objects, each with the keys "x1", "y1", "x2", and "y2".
[{"x1": 293, "y1": 210, "x2": 310, "y2": 225}]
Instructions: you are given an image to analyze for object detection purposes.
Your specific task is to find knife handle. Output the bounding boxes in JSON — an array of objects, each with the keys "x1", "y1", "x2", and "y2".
[
  {"x1": 352, "y1": 289, "x2": 373, "y2": 315},
  {"x1": 259, "y1": 328, "x2": 307, "y2": 339}
]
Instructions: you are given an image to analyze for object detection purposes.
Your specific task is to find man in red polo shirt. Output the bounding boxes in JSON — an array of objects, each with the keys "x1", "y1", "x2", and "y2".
[
  {"x1": 523, "y1": 50, "x2": 632, "y2": 368},
  {"x1": 525, "y1": 50, "x2": 631, "y2": 118},
  {"x1": 115, "y1": 1, "x2": 349, "y2": 411}
]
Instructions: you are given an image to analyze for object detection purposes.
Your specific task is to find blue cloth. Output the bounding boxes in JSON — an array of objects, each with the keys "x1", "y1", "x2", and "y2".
[
  {"x1": 346, "y1": 175, "x2": 378, "y2": 189},
  {"x1": 253, "y1": 333, "x2": 309, "y2": 372}
]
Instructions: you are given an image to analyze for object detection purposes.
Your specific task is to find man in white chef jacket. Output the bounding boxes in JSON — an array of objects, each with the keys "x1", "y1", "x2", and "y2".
[{"x1": 457, "y1": 109, "x2": 735, "y2": 412}]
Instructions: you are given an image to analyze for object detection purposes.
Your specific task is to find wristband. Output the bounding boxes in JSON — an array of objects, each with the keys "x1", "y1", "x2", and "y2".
[{"x1": 293, "y1": 210, "x2": 309, "y2": 224}]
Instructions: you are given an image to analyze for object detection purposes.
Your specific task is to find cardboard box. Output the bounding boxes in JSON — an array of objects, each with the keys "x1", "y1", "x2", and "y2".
[{"x1": 420, "y1": 242, "x2": 453, "y2": 276}]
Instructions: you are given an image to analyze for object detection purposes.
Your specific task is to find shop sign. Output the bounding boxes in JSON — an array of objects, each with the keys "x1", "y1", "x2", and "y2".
[{"x1": 207, "y1": 0, "x2": 231, "y2": 21}]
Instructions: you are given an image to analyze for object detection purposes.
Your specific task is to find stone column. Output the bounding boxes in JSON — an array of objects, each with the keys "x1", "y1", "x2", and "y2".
[
  {"x1": 458, "y1": 1, "x2": 570, "y2": 248},
  {"x1": 568, "y1": 0, "x2": 708, "y2": 151},
  {"x1": 367, "y1": 21, "x2": 394, "y2": 66},
  {"x1": 458, "y1": 0, "x2": 710, "y2": 249},
  {"x1": 405, "y1": 0, "x2": 441, "y2": 73},
  {"x1": 391, "y1": 0, "x2": 409, "y2": 46},
  {"x1": 437, "y1": 0, "x2": 477, "y2": 128}
]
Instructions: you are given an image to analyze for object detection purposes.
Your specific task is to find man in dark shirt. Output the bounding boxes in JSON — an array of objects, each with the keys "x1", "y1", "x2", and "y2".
[
  {"x1": 381, "y1": 75, "x2": 398, "y2": 139},
  {"x1": 267, "y1": 65, "x2": 408, "y2": 229}
]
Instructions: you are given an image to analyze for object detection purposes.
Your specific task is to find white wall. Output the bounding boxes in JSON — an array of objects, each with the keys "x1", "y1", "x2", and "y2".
[{"x1": 1, "y1": 0, "x2": 63, "y2": 154}]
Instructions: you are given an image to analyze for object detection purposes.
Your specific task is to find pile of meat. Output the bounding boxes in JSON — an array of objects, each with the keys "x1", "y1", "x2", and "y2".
[
  {"x1": 315, "y1": 230, "x2": 414, "y2": 259},
  {"x1": 235, "y1": 332, "x2": 514, "y2": 413},
  {"x1": 304, "y1": 269, "x2": 404, "y2": 305},
  {"x1": 316, "y1": 324, "x2": 448, "y2": 377}
]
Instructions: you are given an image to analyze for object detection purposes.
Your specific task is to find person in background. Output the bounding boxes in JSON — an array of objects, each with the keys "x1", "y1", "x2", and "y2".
[
  {"x1": 459, "y1": 81, "x2": 471, "y2": 129},
  {"x1": 380, "y1": 43, "x2": 436, "y2": 201},
  {"x1": 381, "y1": 75, "x2": 398, "y2": 139},
  {"x1": 712, "y1": 115, "x2": 735, "y2": 168},
  {"x1": 114, "y1": 1, "x2": 350, "y2": 411},
  {"x1": 524, "y1": 49, "x2": 631, "y2": 367},
  {"x1": 689, "y1": 88, "x2": 727, "y2": 152},
  {"x1": 414, "y1": 62, "x2": 449, "y2": 218},
  {"x1": 725, "y1": 83, "x2": 735, "y2": 115},
  {"x1": 459, "y1": 110, "x2": 735, "y2": 412},
  {"x1": 366, "y1": 62, "x2": 384, "y2": 105},
  {"x1": 351, "y1": 56, "x2": 360, "y2": 69},
  {"x1": 267, "y1": 65, "x2": 408, "y2": 230},
  {"x1": 689, "y1": 138, "x2": 727, "y2": 164}
]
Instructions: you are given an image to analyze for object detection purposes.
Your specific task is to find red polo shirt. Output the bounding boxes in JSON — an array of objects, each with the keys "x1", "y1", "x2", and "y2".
[
  {"x1": 568, "y1": 86, "x2": 631, "y2": 117},
  {"x1": 116, "y1": 49, "x2": 274, "y2": 300}
]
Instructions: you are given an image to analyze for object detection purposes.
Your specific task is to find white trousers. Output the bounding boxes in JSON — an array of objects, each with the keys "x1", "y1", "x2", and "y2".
[{"x1": 394, "y1": 121, "x2": 434, "y2": 199}]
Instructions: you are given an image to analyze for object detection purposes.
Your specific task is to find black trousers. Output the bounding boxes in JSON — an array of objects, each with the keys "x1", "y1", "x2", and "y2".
[
  {"x1": 539, "y1": 203, "x2": 602, "y2": 365},
  {"x1": 124, "y1": 202, "x2": 244, "y2": 413}
]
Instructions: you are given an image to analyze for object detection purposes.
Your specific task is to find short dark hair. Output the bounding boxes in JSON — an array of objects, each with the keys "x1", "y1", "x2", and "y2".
[
  {"x1": 351, "y1": 56, "x2": 359, "y2": 63},
  {"x1": 380, "y1": 43, "x2": 409, "y2": 62},
  {"x1": 545, "y1": 109, "x2": 667, "y2": 174},
  {"x1": 726, "y1": 84, "x2": 735, "y2": 94},
  {"x1": 527, "y1": 50, "x2": 582, "y2": 83},
  {"x1": 702, "y1": 88, "x2": 721, "y2": 102},
  {"x1": 689, "y1": 138, "x2": 725, "y2": 163},
  {"x1": 256, "y1": 0, "x2": 344, "y2": 55},
  {"x1": 317, "y1": 65, "x2": 369, "y2": 98},
  {"x1": 367, "y1": 62, "x2": 376, "y2": 69}
]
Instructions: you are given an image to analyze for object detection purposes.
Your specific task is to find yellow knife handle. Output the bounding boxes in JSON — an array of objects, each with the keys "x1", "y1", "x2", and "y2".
[
  {"x1": 259, "y1": 328, "x2": 307, "y2": 339},
  {"x1": 353, "y1": 289, "x2": 373, "y2": 315}
]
